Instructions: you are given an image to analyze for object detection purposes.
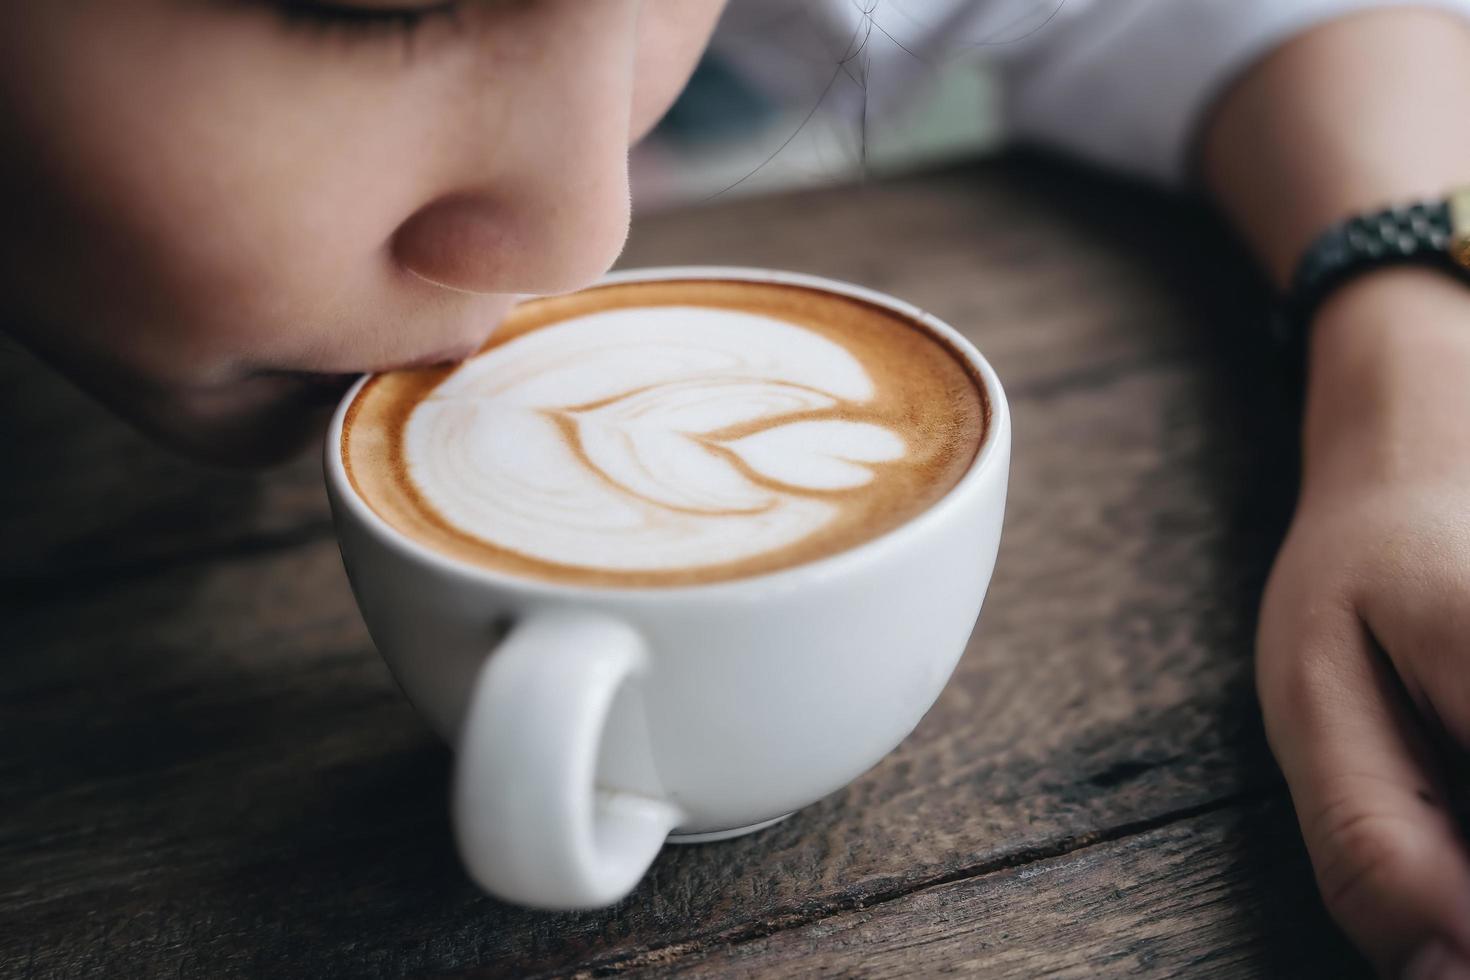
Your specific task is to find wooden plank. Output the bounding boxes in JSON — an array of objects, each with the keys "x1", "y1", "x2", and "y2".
[{"x1": 601, "y1": 800, "x2": 1367, "y2": 980}]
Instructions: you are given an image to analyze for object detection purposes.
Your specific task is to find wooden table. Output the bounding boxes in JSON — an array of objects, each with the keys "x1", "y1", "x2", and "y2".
[{"x1": 1, "y1": 155, "x2": 1370, "y2": 978}]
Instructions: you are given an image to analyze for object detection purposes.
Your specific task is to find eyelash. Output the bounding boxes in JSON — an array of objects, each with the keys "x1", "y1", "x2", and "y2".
[{"x1": 274, "y1": 1, "x2": 461, "y2": 37}]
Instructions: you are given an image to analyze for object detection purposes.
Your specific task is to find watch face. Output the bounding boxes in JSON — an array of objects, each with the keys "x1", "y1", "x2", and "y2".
[{"x1": 1450, "y1": 187, "x2": 1470, "y2": 269}]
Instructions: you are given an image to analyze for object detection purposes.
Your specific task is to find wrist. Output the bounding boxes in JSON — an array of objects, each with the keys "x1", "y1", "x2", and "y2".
[
  {"x1": 1312, "y1": 266, "x2": 1470, "y2": 363},
  {"x1": 1299, "y1": 267, "x2": 1470, "y2": 496}
]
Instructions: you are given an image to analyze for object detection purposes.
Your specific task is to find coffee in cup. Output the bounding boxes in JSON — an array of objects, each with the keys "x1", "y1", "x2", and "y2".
[{"x1": 341, "y1": 278, "x2": 987, "y2": 587}]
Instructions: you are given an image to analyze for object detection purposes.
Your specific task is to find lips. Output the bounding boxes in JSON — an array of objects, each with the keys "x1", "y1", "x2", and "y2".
[
  {"x1": 260, "y1": 342, "x2": 482, "y2": 390},
  {"x1": 391, "y1": 343, "x2": 482, "y2": 371},
  {"x1": 283, "y1": 371, "x2": 362, "y2": 406}
]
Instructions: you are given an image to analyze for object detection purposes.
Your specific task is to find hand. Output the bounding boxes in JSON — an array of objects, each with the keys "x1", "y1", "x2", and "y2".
[{"x1": 1256, "y1": 270, "x2": 1470, "y2": 978}]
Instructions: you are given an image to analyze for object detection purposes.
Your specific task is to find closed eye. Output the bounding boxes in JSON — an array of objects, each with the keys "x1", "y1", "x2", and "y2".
[{"x1": 272, "y1": 0, "x2": 461, "y2": 37}]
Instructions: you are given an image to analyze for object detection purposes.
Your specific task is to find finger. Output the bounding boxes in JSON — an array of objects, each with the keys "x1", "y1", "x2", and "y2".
[
  {"x1": 1259, "y1": 606, "x2": 1470, "y2": 977},
  {"x1": 1362, "y1": 560, "x2": 1470, "y2": 753}
]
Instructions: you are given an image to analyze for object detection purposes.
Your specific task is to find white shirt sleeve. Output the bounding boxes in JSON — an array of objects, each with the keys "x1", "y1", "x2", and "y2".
[
  {"x1": 713, "y1": 0, "x2": 1470, "y2": 185},
  {"x1": 1001, "y1": 0, "x2": 1470, "y2": 184}
]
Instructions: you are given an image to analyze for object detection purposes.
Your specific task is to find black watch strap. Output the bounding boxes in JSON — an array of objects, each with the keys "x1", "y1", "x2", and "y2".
[{"x1": 1284, "y1": 188, "x2": 1470, "y2": 335}]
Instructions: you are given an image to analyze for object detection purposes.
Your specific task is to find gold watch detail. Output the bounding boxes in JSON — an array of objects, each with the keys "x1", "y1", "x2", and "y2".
[{"x1": 1451, "y1": 186, "x2": 1470, "y2": 270}]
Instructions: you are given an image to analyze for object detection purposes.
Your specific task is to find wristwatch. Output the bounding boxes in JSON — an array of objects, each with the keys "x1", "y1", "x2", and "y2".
[{"x1": 1280, "y1": 187, "x2": 1470, "y2": 365}]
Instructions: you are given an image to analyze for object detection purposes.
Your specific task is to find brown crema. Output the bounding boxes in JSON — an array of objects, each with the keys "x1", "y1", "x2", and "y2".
[{"x1": 342, "y1": 278, "x2": 988, "y2": 587}]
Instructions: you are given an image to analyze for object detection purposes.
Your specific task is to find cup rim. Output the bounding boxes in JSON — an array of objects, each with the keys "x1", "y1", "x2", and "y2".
[{"x1": 324, "y1": 265, "x2": 1011, "y2": 600}]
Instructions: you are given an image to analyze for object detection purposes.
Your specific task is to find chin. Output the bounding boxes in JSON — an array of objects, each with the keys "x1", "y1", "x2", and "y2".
[{"x1": 139, "y1": 372, "x2": 359, "y2": 469}]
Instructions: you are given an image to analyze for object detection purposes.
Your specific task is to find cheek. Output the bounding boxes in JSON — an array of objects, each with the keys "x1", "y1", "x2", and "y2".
[
  {"x1": 2, "y1": 0, "x2": 665, "y2": 391},
  {"x1": 1, "y1": 5, "x2": 451, "y2": 379},
  {"x1": 103, "y1": 45, "x2": 431, "y2": 360},
  {"x1": 630, "y1": 0, "x2": 728, "y2": 141}
]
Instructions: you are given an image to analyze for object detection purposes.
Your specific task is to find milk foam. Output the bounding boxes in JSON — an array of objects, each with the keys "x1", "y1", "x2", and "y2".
[{"x1": 403, "y1": 306, "x2": 907, "y2": 572}]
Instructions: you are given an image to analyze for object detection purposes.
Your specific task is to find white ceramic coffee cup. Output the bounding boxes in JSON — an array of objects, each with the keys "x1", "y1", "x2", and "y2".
[{"x1": 324, "y1": 267, "x2": 1010, "y2": 910}]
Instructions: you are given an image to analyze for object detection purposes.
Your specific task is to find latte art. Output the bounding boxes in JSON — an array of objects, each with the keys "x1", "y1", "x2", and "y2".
[
  {"x1": 407, "y1": 308, "x2": 907, "y2": 572},
  {"x1": 343, "y1": 279, "x2": 986, "y2": 586}
]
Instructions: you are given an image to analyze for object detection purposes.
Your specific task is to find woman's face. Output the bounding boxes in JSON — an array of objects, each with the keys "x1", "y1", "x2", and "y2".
[{"x1": 0, "y1": 1, "x2": 726, "y2": 463}]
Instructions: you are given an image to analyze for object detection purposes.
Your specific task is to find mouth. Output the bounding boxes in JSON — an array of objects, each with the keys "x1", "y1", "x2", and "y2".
[
  {"x1": 259, "y1": 343, "x2": 484, "y2": 396},
  {"x1": 274, "y1": 371, "x2": 363, "y2": 406},
  {"x1": 389, "y1": 342, "x2": 483, "y2": 371}
]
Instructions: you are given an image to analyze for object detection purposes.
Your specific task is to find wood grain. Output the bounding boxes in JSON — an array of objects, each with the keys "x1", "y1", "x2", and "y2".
[
  {"x1": 0, "y1": 156, "x2": 1345, "y2": 978},
  {"x1": 609, "y1": 801, "x2": 1366, "y2": 979}
]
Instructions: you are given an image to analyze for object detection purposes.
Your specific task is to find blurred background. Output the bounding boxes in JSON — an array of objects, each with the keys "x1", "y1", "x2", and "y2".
[{"x1": 631, "y1": 24, "x2": 1003, "y2": 210}]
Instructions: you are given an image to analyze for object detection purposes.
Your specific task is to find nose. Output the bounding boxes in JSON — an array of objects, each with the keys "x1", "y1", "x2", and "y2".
[
  {"x1": 392, "y1": 194, "x2": 535, "y2": 294},
  {"x1": 390, "y1": 6, "x2": 637, "y2": 297}
]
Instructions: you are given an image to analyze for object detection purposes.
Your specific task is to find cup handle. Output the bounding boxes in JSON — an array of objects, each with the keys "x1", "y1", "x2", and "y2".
[{"x1": 451, "y1": 610, "x2": 682, "y2": 909}]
